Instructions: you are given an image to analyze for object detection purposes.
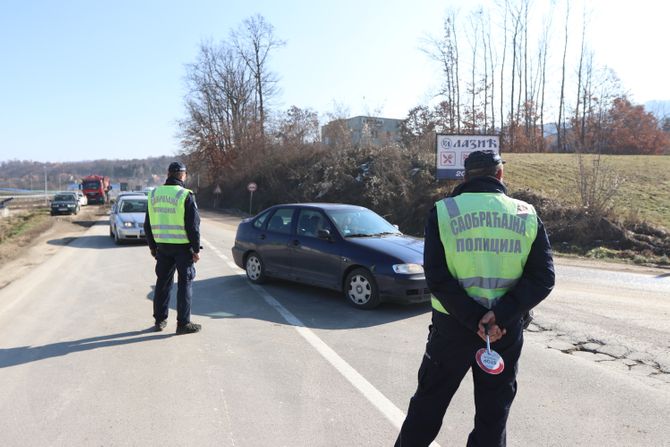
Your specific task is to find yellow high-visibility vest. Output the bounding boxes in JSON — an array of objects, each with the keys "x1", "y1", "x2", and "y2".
[
  {"x1": 148, "y1": 185, "x2": 191, "y2": 244},
  {"x1": 432, "y1": 193, "x2": 538, "y2": 314}
]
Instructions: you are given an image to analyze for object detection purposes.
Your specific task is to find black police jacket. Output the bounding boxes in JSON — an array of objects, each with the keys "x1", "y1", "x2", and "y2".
[
  {"x1": 144, "y1": 177, "x2": 201, "y2": 254},
  {"x1": 424, "y1": 176, "x2": 555, "y2": 333}
]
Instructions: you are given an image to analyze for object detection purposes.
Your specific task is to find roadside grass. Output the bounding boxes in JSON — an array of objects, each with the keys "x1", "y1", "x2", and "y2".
[
  {"x1": 503, "y1": 153, "x2": 670, "y2": 231},
  {"x1": 0, "y1": 209, "x2": 52, "y2": 246}
]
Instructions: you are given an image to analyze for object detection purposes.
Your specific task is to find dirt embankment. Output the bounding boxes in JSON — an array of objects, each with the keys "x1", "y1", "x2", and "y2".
[
  {"x1": 0, "y1": 206, "x2": 107, "y2": 290},
  {"x1": 512, "y1": 190, "x2": 670, "y2": 265}
]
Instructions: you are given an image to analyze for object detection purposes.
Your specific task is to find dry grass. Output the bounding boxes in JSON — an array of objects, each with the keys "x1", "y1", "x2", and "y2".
[
  {"x1": 503, "y1": 154, "x2": 670, "y2": 231},
  {"x1": 0, "y1": 209, "x2": 53, "y2": 262}
]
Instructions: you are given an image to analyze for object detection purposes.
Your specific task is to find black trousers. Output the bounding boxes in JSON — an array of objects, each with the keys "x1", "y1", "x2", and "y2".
[
  {"x1": 153, "y1": 244, "x2": 196, "y2": 325},
  {"x1": 396, "y1": 313, "x2": 523, "y2": 447}
]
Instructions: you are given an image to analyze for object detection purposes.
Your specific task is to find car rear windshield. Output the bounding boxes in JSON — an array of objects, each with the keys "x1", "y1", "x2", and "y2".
[
  {"x1": 326, "y1": 208, "x2": 400, "y2": 237},
  {"x1": 120, "y1": 199, "x2": 148, "y2": 213}
]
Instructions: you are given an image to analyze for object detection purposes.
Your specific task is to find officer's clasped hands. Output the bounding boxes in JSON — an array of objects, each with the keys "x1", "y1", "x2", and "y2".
[{"x1": 478, "y1": 310, "x2": 506, "y2": 343}]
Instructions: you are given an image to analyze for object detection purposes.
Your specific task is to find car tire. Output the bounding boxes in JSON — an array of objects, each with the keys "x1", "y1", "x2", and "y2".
[
  {"x1": 113, "y1": 229, "x2": 123, "y2": 245},
  {"x1": 245, "y1": 252, "x2": 266, "y2": 284},
  {"x1": 109, "y1": 226, "x2": 114, "y2": 238},
  {"x1": 344, "y1": 268, "x2": 381, "y2": 309}
]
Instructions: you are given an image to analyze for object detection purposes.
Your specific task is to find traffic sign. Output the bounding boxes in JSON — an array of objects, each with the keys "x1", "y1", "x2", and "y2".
[
  {"x1": 247, "y1": 182, "x2": 257, "y2": 192},
  {"x1": 436, "y1": 134, "x2": 500, "y2": 180}
]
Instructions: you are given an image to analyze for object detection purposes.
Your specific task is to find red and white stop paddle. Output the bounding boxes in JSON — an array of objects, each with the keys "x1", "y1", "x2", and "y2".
[{"x1": 475, "y1": 325, "x2": 505, "y2": 375}]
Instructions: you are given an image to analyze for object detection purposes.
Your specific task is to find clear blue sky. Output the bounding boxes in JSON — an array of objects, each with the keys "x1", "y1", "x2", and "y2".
[{"x1": 1, "y1": 0, "x2": 668, "y2": 163}]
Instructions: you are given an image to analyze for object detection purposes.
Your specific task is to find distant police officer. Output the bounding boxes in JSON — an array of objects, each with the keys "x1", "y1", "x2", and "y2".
[
  {"x1": 395, "y1": 150, "x2": 555, "y2": 447},
  {"x1": 144, "y1": 161, "x2": 202, "y2": 335}
]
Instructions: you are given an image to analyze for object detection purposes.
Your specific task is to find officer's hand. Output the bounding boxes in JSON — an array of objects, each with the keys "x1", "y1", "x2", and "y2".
[
  {"x1": 192, "y1": 252, "x2": 200, "y2": 263},
  {"x1": 478, "y1": 311, "x2": 506, "y2": 342}
]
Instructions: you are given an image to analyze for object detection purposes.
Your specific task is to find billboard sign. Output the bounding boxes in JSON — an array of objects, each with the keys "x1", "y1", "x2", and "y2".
[{"x1": 436, "y1": 134, "x2": 501, "y2": 180}]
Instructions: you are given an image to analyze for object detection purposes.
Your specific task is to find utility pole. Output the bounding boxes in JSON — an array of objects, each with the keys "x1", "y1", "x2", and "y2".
[{"x1": 44, "y1": 165, "x2": 48, "y2": 205}]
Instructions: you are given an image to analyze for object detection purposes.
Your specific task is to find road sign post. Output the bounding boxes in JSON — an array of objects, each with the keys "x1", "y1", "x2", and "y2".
[
  {"x1": 247, "y1": 182, "x2": 257, "y2": 214},
  {"x1": 213, "y1": 184, "x2": 222, "y2": 208}
]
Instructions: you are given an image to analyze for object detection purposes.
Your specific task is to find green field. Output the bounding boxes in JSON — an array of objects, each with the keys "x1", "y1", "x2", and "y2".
[{"x1": 501, "y1": 153, "x2": 670, "y2": 231}]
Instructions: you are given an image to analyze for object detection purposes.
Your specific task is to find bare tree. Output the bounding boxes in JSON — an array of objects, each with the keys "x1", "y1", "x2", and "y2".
[
  {"x1": 538, "y1": 8, "x2": 552, "y2": 152},
  {"x1": 273, "y1": 106, "x2": 320, "y2": 147},
  {"x1": 424, "y1": 11, "x2": 462, "y2": 132},
  {"x1": 180, "y1": 41, "x2": 256, "y2": 181},
  {"x1": 484, "y1": 11, "x2": 496, "y2": 133},
  {"x1": 508, "y1": 0, "x2": 522, "y2": 149},
  {"x1": 498, "y1": 0, "x2": 509, "y2": 133},
  {"x1": 231, "y1": 14, "x2": 285, "y2": 138},
  {"x1": 557, "y1": 1, "x2": 570, "y2": 152}
]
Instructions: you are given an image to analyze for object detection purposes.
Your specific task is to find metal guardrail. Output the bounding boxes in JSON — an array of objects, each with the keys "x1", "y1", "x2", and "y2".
[{"x1": 0, "y1": 194, "x2": 50, "y2": 200}]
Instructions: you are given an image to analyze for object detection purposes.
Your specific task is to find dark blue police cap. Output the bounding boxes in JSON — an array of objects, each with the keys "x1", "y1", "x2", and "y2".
[
  {"x1": 168, "y1": 161, "x2": 187, "y2": 173},
  {"x1": 464, "y1": 150, "x2": 505, "y2": 170}
]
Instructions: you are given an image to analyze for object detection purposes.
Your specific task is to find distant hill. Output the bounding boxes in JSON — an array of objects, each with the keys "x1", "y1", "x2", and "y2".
[{"x1": 0, "y1": 156, "x2": 179, "y2": 191}]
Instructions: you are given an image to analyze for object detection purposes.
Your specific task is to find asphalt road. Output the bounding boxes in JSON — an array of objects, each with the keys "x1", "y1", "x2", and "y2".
[{"x1": 0, "y1": 211, "x2": 668, "y2": 446}]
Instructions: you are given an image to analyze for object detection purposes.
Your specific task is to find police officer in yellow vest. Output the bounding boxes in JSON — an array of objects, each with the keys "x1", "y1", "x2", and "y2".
[
  {"x1": 144, "y1": 161, "x2": 202, "y2": 335},
  {"x1": 396, "y1": 151, "x2": 555, "y2": 447}
]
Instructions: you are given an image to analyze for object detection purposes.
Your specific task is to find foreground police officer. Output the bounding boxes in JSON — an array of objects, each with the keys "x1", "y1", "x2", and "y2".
[
  {"x1": 144, "y1": 161, "x2": 202, "y2": 335},
  {"x1": 395, "y1": 150, "x2": 555, "y2": 447}
]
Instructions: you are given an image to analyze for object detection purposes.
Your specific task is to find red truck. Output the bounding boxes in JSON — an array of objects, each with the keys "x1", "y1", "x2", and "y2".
[{"x1": 81, "y1": 175, "x2": 111, "y2": 204}]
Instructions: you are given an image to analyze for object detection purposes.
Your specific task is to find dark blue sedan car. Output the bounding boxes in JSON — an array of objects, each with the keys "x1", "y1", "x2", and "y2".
[{"x1": 231, "y1": 203, "x2": 430, "y2": 309}]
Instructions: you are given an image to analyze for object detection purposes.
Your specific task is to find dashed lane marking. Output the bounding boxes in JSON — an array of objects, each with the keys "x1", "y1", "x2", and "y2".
[{"x1": 201, "y1": 238, "x2": 441, "y2": 446}]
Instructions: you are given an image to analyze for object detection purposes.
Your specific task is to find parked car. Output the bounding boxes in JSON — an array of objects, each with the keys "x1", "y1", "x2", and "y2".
[
  {"x1": 232, "y1": 203, "x2": 429, "y2": 309},
  {"x1": 109, "y1": 194, "x2": 148, "y2": 244},
  {"x1": 76, "y1": 190, "x2": 88, "y2": 206},
  {"x1": 50, "y1": 192, "x2": 80, "y2": 216}
]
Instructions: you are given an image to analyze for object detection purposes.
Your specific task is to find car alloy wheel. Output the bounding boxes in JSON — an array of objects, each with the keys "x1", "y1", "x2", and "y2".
[
  {"x1": 245, "y1": 252, "x2": 266, "y2": 284},
  {"x1": 345, "y1": 268, "x2": 381, "y2": 309}
]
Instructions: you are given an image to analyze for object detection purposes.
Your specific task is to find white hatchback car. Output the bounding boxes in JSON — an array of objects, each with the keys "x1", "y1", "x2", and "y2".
[
  {"x1": 109, "y1": 194, "x2": 148, "y2": 244},
  {"x1": 76, "y1": 190, "x2": 88, "y2": 206}
]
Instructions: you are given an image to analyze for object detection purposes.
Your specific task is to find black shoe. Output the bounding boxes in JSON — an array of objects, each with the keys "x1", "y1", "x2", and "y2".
[
  {"x1": 176, "y1": 322, "x2": 201, "y2": 335},
  {"x1": 154, "y1": 320, "x2": 167, "y2": 332}
]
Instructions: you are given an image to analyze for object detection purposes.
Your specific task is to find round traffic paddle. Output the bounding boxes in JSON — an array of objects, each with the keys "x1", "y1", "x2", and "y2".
[{"x1": 475, "y1": 325, "x2": 505, "y2": 375}]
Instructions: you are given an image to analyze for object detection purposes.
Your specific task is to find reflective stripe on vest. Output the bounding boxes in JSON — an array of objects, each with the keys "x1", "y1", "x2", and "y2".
[
  {"x1": 431, "y1": 192, "x2": 538, "y2": 315},
  {"x1": 147, "y1": 185, "x2": 191, "y2": 244}
]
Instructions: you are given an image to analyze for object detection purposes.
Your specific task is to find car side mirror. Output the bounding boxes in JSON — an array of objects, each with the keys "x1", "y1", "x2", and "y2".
[
  {"x1": 317, "y1": 229, "x2": 332, "y2": 240},
  {"x1": 393, "y1": 224, "x2": 399, "y2": 230}
]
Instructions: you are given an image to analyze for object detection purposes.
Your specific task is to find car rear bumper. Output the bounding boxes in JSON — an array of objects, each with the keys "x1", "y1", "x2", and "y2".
[
  {"x1": 376, "y1": 274, "x2": 431, "y2": 304},
  {"x1": 231, "y1": 246, "x2": 245, "y2": 269}
]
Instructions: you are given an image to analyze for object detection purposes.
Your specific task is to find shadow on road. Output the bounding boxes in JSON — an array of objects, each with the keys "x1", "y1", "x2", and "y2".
[
  {"x1": 146, "y1": 274, "x2": 432, "y2": 331},
  {"x1": 47, "y1": 234, "x2": 147, "y2": 248},
  {"x1": 0, "y1": 328, "x2": 173, "y2": 369},
  {"x1": 72, "y1": 219, "x2": 108, "y2": 228}
]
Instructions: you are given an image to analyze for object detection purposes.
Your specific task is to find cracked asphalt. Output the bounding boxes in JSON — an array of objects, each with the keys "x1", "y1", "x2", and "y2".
[{"x1": 528, "y1": 260, "x2": 670, "y2": 390}]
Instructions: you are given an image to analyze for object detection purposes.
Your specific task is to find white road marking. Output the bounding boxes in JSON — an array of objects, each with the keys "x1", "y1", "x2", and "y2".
[{"x1": 201, "y1": 238, "x2": 441, "y2": 447}]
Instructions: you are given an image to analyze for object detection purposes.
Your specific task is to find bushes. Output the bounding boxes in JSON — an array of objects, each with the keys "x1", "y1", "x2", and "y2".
[
  {"x1": 202, "y1": 142, "x2": 444, "y2": 235},
  {"x1": 511, "y1": 189, "x2": 669, "y2": 263},
  {"x1": 193, "y1": 142, "x2": 669, "y2": 265}
]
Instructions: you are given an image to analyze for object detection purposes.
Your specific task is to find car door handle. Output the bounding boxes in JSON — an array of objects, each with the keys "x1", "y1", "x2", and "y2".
[{"x1": 259, "y1": 234, "x2": 266, "y2": 240}]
